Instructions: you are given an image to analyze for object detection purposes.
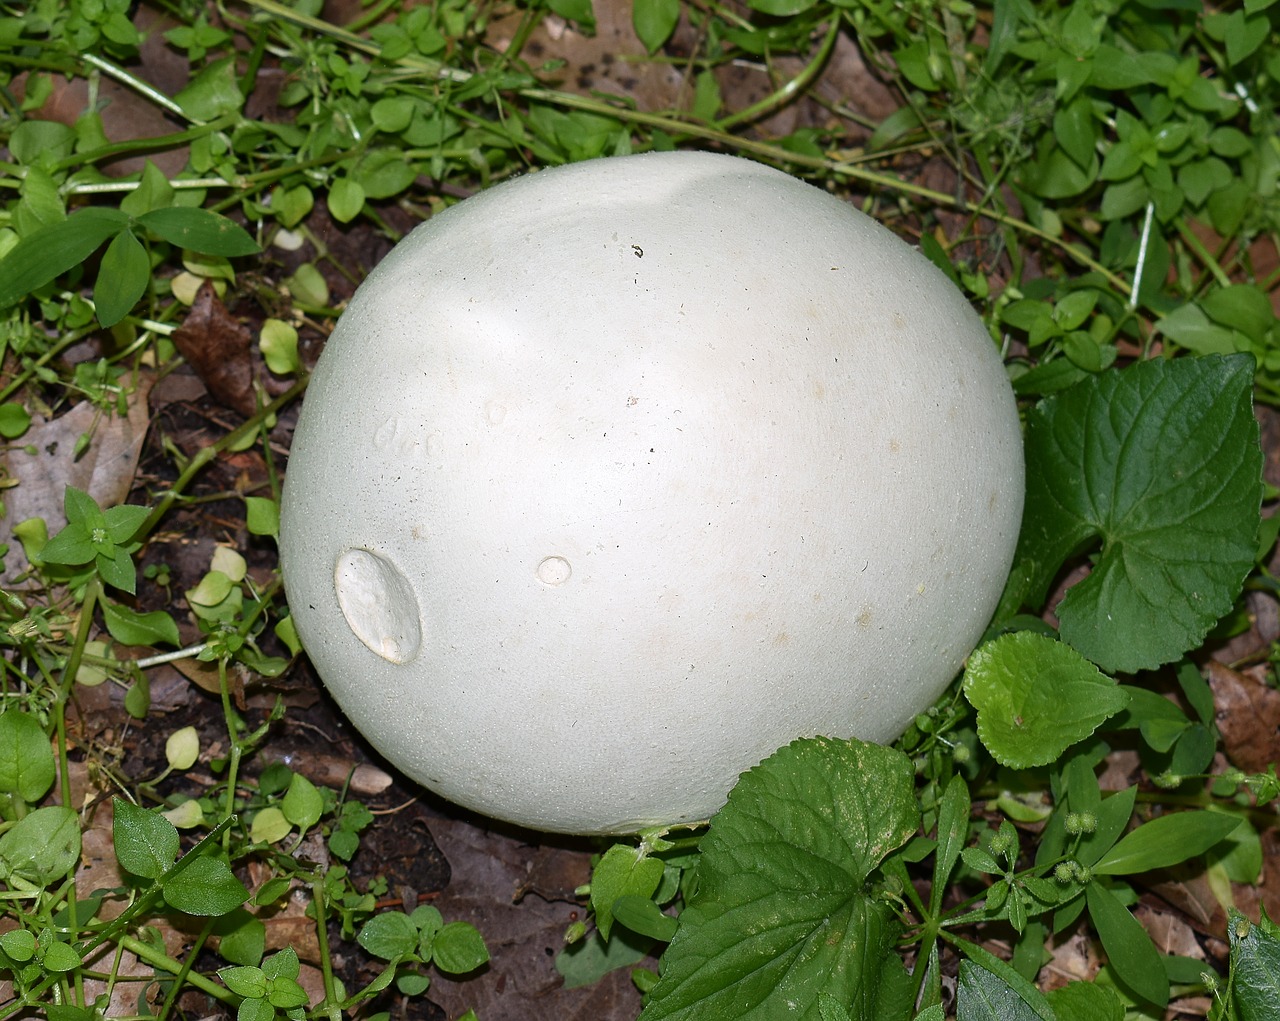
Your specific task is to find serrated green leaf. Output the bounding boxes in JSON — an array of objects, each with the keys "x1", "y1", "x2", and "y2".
[
  {"x1": 113, "y1": 798, "x2": 179, "y2": 879},
  {"x1": 964, "y1": 633, "x2": 1129, "y2": 768},
  {"x1": 0, "y1": 711, "x2": 55, "y2": 802},
  {"x1": 639, "y1": 737, "x2": 917, "y2": 1021},
  {"x1": 1045, "y1": 980, "x2": 1123, "y2": 1021},
  {"x1": 1092, "y1": 810, "x2": 1242, "y2": 875},
  {"x1": 93, "y1": 229, "x2": 149, "y2": 327},
  {"x1": 103, "y1": 600, "x2": 180, "y2": 647},
  {"x1": 956, "y1": 960, "x2": 1044, "y2": 1021},
  {"x1": 138, "y1": 207, "x2": 259, "y2": 257},
  {"x1": 1229, "y1": 910, "x2": 1280, "y2": 1021},
  {"x1": 1085, "y1": 882, "x2": 1168, "y2": 1007},
  {"x1": 163, "y1": 854, "x2": 249, "y2": 915},
  {"x1": 0, "y1": 208, "x2": 128, "y2": 310},
  {"x1": 954, "y1": 940, "x2": 1055, "y2": 1020},
  {"x1": 931, "y1": 775, "x2": 971, "y2": 915},
  {"x1": 0, "y1": 806, "x2": 80, "y2": 885},
  {"x1": 1006, "y1": 354, "x2": 1262, "y2": 673}
]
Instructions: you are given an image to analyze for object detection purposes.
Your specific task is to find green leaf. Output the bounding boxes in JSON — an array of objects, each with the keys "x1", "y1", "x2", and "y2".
[
  {"x1": 93, "y1": 229, "x2": 149, "y2": 327},
  {"x1": 1006, "y1": 354, "x2": 1262, "y2": 673},
  {"x1": 259, "y1": 318, "x2": 300, "y2": 375},
  {"x1": 359, "y1": 911, "x2": 419, "y2": 961},
  {"x1": 956, "y1": 960, "x2": 1044, "y2": 1021},
  {"x1": 931, "y1": 775, "x2": 971, "y2": 915},
  {"x1": 557, "y1": 927, "x2": 654, "y2": 989},
  {"x1": 113, "y1": 797, "x2": 179, "y2": 879},
  {"x1": 0, "y1": 806, "x2": 81, "y2": 885},
  {"x1": 41, "y1": 940, "x2": 82, "y2": 973},
  {"x1": 245, "y1": 496, "x2": 280, "y2": 538},
  {"x1": 611, "y1": 894, "x2": 679, "y2": 942},
  {"x1": 639, "y1": 737, "x2": 917, "y2": 1021},
  {"x1": 0, "y1": 402, "x2": 31, "y2": 439},
  {"x1": 104, "y1": 503, "x2": 150, "y2": 544},
  {"x1": 632, "y1": 0, "x2": 680, "y2": 52},
  {"x1": 138, "y1": 207, "x2": 259, "y2": 257},
  {"x1": 163, "y1": 854, "x2": 250, "y2": 915},
  {"x1": 220, "y1": 964, "x2": 268, "y2": 999},
  {"x1": 547, "y1": 0, "x2": 595, "y2": 29},
  {"x1": 1229, "y1": 910, "x2": 1280, "y2": 1021},
  {"x1": 954, "y1": 940, "x2": 1054, "y2": 1020},
  {"x1": 96, "y1": 544, "x2": 139, "y2": 594},
  {"x1": 0, "y1": 208, "x2": 128, "y2": 310},
  {"x1": 281, "y1": 773, "x2": 323, "y2": 830},
  {"x1": 1045, "y1": 981, "x2": 1123, "y2": 1021},
  {"x1": 591, "y1": 844, "x2": 665, "y2": 941},
  {"x1": 1201, "y1": 284, "x2": 1276, "y2": 338},
  {"x1": 0, "y1": 711, "x2": 55, "y2": 802},
  {"x1": 103, "y1": 600, "x2": 180, "y2": 647},
  {"x1": 431, "y1": 921, "x2": 490, "y2": 975},
  {"x1": 327, "y1": 178, "x2": 365, "y2": 224},
  {"x1": 174, "y1": 56, "x2": 243, "y2": 120},
  {"x1": 1085, "y1": 882, "x2": 1168, "y2": 1008},
  {"x1": 963, "y1": 633, "x2": 1129, "y2": 768},
  {"x1": 1092, "y1": 811, "x2": 1242, "y2": 875},
  {"x1": 1157, "y1": 304, "x2": 1239, "y2": 355}
]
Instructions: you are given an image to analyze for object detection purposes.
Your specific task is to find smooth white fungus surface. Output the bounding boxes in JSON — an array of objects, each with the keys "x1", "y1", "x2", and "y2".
[{"x1": 279, "y1": 151, "x2": 1024, "y2": 834}]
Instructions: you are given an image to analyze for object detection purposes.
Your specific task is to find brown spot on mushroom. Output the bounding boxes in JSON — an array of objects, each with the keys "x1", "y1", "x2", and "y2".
[
  {"x1": 888, "y1": 438, "x2": 901, "y2": 454},
  {"x1": 813, "y1": 381, "x2": 825, "y2": 401},
  {"x1": 774, "y1": 632, "x2": 790, "y2": 646},
  {"x1": 856, "y1": 607, "x2": 874, "y2": 628}
]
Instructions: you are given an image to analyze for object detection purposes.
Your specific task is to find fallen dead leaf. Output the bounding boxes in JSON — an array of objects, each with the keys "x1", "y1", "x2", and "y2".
[
  {"x1": 2, "y1": 378, "x2": 152, "y2": 582},
  {"x1": 422, "y1": 806, "x2": 645, "y2": 1021},
  {"x1": 171, "y1": 283, "x2": 258, "y2": 418},
  {"x1": 1207, "y1": 661, "x2": 1280, "y2": 775}
]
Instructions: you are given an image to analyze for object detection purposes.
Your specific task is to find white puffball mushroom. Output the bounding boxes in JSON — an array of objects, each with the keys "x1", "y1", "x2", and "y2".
[{"x1": 278, "y1": 151, "x2": 1023, "y2": 835}]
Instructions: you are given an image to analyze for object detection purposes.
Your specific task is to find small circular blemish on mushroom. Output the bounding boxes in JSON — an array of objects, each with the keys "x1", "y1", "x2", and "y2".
[
  {"x1": 537, "y1": 555, "x2": 572, "y2": 586},
  {"x1": 485, "y1": 400, "x2": 507, "y2": 425},
  {"x1": 334, "y1": 549, "x2": 422, "y2": 664}
]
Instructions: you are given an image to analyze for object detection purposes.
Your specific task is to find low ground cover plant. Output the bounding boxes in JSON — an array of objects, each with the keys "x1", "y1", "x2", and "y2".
[{"x1": 1, "y1": 0, "x2": 1279, "y2": 1019}]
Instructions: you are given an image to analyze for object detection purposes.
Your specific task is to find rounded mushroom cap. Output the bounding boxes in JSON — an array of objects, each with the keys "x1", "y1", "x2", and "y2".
[{"x1": 279, "y1": 151, "x2": 1023, "y2": 835}]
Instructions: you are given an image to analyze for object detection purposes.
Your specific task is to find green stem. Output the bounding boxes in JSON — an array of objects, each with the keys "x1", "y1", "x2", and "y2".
[
  {"x1": 155, "y1": 918, "x2": 218, "y2": 1021},
  {"x1": 79, "y1": 53, "x2": 200, "y2": 124},
  {"x1": 117, "y1": 932, "x2": 232, "y2": 1003},
  {"x1": 310, "y1": 875, "x2": 342, "y2": 1021}
]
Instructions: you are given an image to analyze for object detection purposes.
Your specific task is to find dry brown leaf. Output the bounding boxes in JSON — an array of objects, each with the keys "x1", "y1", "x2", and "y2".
[
  {"x1": 1207, "y1": 661, "x2": 1280, "y2": 775},
  {"x1": 422, "y1": 806, "x2": 645, "y2": 1021},
  {"x1": 171, "y1": 283, "x2": 257, "y2": 417},
  {"x1": 2, "y1": 378, "x2": 152, "y2": 581}
]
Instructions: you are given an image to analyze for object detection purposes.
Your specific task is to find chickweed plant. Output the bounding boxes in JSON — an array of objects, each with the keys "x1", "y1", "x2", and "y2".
[{"x1": 1, "y1": 0, "x2": 1279, "y2": 1019}]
